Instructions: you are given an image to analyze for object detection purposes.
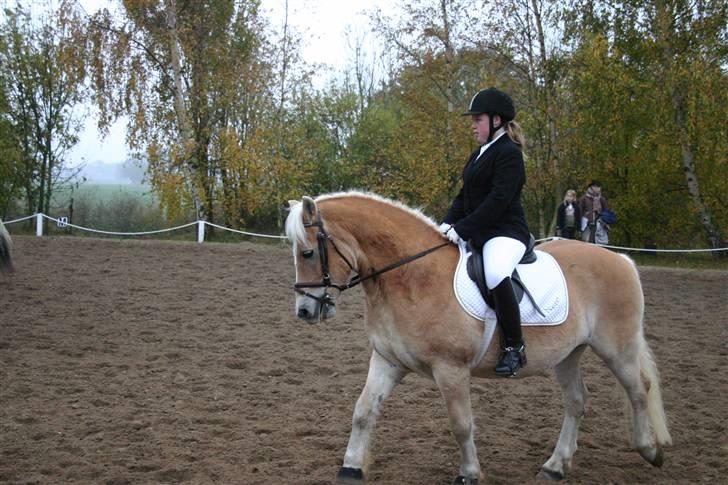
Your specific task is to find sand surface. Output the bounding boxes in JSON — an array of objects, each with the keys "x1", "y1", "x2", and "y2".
[{"x1": 1, "y1": 236, "x2": 726, "y2": 484}]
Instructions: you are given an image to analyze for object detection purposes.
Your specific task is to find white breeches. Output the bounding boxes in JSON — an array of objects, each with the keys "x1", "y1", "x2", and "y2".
[{"x1": 483, "y1": 236, "x2": 527, "y2": 289}]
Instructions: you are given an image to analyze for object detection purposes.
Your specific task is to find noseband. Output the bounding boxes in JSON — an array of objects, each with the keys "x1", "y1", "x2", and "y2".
[{"x1": 293, "y1": 213, "x2": 449, "y2": 314}]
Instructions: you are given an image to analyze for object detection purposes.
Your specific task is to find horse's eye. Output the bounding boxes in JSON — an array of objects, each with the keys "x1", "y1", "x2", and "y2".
[{"x1": 302, "y1": 249, "x2": 314, "y2": 259}]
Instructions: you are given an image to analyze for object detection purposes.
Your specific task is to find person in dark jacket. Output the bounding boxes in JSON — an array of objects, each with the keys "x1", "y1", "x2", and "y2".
[
  {"x1": 556, "y1": 189, "x2": 581, "y2": 239},
  {"x1": 578, "y1": 180, "x2": 609, "y2": 243},
  {"x1": 438, "y1": 87, "x2": 531, "y2": 377}
]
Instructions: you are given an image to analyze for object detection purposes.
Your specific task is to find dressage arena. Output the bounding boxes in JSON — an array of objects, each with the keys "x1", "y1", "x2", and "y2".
[{"x1": 1, "y1": 236, "x2": 726, "y2": 484}]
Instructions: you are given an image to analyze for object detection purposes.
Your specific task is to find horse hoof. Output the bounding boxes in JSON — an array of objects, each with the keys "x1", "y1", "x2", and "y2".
[
  {"x1": 537, "y1": 468, "x2": 564, "y2": 481},
  {"x1": 453, "y1": 475, "x2": 478, "y2": 485},
  {"x1": 637, "y1": 446, "x2": 665, "y2": 467},
  {"x1": 650, "y1": 447, "x2": 665, "y2": 468},
  {"x1": 337, "y1": 467, "x2": 365, "y2": 483}
]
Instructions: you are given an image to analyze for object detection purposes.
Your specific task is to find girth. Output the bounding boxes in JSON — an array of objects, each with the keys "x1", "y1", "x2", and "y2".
[{"x1": 465, "y1": 234, "x2": 545, "y2": 317}]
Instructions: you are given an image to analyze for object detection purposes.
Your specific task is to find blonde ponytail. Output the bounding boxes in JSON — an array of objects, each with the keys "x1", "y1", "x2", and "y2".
[{"x1": 506, "y1": 120, "x2": 526, "y2": 150}]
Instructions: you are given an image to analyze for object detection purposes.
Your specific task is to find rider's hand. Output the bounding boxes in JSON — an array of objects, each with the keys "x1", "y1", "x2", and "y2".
[
  {"x1": 438, "y1": 222, "x2": 451, "y2": 235},
  {"x1": 446, "y1": 226, "x2": 461, "y2": 244}
]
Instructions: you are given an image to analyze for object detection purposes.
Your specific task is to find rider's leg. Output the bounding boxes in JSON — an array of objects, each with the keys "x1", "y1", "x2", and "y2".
[{"x1": 483, "y1": 237, "x2": 527, "y2": 377}]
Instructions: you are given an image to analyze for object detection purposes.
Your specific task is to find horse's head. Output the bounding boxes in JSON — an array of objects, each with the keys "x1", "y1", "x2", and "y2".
[{"x1": 285, "y1": 196, "x2": 357, "y2": 323}]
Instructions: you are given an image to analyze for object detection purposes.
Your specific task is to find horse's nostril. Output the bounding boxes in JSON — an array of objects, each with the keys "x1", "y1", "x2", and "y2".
[{"x1": 298, "y1": 308, "x2": 311, "y2": 319}]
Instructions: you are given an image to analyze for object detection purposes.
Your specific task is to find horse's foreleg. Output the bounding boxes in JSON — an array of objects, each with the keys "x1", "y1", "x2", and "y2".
[
  {"x1": 339, "y1": 350, "x2": 405, "y2": 483},
  {"x1": 433, "y1": 365, "x2": 481, "y2": 484},
  {"x1": 540, "y1": 346, "x2": 588, "y2": 481}
]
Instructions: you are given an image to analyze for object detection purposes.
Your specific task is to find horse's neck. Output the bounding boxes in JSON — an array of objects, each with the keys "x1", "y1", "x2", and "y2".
[{"x1": 324, "y1": 198, "x2": 444, "y2": 278}]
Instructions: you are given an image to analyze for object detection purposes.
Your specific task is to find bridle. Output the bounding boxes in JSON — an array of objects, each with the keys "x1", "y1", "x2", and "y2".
[
  {"x1": 293, "y1": 213, "x2": 449, "y2": 315},
  {"x1": 293, "y1": 215, "x2": 358, "y2": 310}
]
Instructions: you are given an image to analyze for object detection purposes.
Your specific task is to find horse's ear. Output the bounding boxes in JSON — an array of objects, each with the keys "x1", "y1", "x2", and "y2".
[
  {"x1": 287, "y1": 199, "x2": 301, "y2": 209},
  {"x1": 301, "y1": 196, "x2": 317, "y2": 223}
]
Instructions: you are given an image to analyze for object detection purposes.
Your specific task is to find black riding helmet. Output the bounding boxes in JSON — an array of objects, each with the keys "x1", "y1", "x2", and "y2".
[{"x1": 462, "y1": 88, "x2": 516, "y2": 142}]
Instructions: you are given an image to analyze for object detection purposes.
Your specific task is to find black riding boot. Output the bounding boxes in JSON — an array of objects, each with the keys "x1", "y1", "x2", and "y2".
[{"x1": 492, "y1": 277, "x2": 527, "y2": 377}]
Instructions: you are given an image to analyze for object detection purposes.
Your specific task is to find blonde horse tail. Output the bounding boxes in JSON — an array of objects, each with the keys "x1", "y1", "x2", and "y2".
[
  {"x1": 0, "y1": 220, "x2": 14, "y2": 274},
  {"x1": 638, "y1": 336, "x2": 672, "y2": 447},
  {"x1": 618, "y1": 254, "x2": 671, "y2": 448}
]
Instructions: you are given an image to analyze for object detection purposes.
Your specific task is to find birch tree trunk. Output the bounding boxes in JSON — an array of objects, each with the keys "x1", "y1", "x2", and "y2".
[
  {"x1": 165, "y1": 0, "x2": 202, "y2": 220},
  {"x1": 440, "y1": 0, "x2": 454, "y2": 175},
  {"x1": 531, "y1": 0, "x2": 560, "y2": 237},
  {"x1": 656, "y1": 0, "x2": 724, "y2": 251},
  {"x1": 671, "y1": 87, "x2": 723, "y2": 250},
  {"x1": 275, "y1": 0, "x2": 290, "y2": 234}
]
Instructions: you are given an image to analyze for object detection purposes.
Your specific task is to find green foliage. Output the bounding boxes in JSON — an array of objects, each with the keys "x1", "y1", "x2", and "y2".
[
  {"x1": 0, "y1": 74, "x2": 22, "y2": 216},
  {"x1": 559, "y1": 0, "x2": 727, "y2": 248},
  {"x1": 88, "y1": 0, "x2": 275, "y2": 227},
  {"x1": 4, "y1": 0, "x2": 725, "y2": 250},
  {"x1": 0, "y1": 2, "x2": 88, "y2": 218}
]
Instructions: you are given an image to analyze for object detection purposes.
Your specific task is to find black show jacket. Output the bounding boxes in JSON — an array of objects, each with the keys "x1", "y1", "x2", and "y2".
[{"x1": 443, "y1": 134, "x2": 530, "y2": 250}]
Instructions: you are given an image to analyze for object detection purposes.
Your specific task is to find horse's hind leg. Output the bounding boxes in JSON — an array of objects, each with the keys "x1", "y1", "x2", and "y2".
[
  {"x1": 539, "y1": 345, "x2": 588, "y2": 481},
  {"x1": 595, "y1": 338, "x2": 667, "y2": 467},
  {"x1": 433, "y1": 364, "x2": 481, "y2": 484},
  {"x1": 338, "y1": 350, "x2": 406, "y2": 483}
]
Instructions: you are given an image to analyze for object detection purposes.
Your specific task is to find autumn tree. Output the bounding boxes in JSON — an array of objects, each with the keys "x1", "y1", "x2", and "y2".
[
  {"x1": 651, "y1": 0, "x2": 727, "y2": 249},
  {"x1": 0, "y1": 67, "x2": 23, "y2": 216},
  {"x1": 364, "y1": 0, "x2": 579, "y2": 232},
  {"x1": 462, "y1": 0, "x2": 574, "y2": 237},
  {"x1": 366, "y1": 0, "x2": 483, "y2": 214},
  {"x1": 0, "y1": 1, "x2": 88, "y2": 224},
  {"x1": 87, "y1": 0, "x2": 275, "y2": 227},
  {"x1": 563, "y1": 0, "x2": 727, "y2": 248}
]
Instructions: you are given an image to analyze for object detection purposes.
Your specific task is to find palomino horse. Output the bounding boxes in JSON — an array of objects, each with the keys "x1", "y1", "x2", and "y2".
[
  {"x1": 286, "y1": 192, "x2": 671, "y2": 484},
  {"x1": 0, "y1": 220, "x2": 14, "y2": 274}
]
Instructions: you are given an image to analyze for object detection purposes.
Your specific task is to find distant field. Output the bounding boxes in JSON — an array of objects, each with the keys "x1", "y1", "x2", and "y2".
[
  {"x1": 54, "y1": 183, "x2": 158, "y2": 207},
  {"x1": 7, "y1": 183, "x2": 158, "y2": 220},
  {"x1": 2, "y1": 183, "x2": 169, "y2": 237}
]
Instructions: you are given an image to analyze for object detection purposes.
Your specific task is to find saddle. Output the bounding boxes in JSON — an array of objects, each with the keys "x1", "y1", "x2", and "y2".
[{"x1": 465, "y1": 234, "x2": 545, "y2": 317}]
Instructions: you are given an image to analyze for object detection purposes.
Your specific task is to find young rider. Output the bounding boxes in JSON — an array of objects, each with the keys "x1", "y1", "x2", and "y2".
[{"x1": 439, "y1": 87, "x2": 531, "y2": 377}]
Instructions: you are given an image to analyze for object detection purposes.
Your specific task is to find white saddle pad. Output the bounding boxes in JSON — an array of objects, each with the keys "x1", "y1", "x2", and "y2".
[{"x1": 454, "y1": 241, "x2": 569, "y2": 326}]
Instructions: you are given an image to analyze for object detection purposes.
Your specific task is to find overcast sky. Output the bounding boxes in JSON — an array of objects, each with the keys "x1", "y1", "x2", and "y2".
[{"x1": 68, "y1": 0, "x2": 392, "y2": 167}]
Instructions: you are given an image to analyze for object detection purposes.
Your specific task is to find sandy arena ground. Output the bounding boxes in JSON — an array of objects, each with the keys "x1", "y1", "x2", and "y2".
[{"x1": 1, "y1": 236, "x2": 726, "y2": 484}]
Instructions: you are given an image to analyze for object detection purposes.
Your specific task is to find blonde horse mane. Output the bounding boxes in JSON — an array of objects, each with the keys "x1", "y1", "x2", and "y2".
[
  {"x1": 285, "y1": 202, "x2": 307, "y2": 247},
  {"x1": 285, "y1": 191, "x2": 441, "y2": 246}
]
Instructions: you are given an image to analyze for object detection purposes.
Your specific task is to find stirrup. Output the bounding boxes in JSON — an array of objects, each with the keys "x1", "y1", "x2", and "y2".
[{"x1": 494, "y1": 344, "x2": 527, "y2": 377}]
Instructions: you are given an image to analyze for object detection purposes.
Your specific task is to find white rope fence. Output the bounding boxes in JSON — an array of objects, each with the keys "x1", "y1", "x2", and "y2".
[
  {"x1": 3, "y1": 214, "x2": 36, "y2": 224},
  {"x1": 3, "y1": 213, "x2": 286, "y2": 242},
  {"x1": 3, "y1": 214, "x2": 726, "y2": 252},
  {"x1": 534, "y1": 236, "x2": 727, "y2": 254},
  {"x1": 204, "y1": 221, "x2": 285, "y2": 240}
]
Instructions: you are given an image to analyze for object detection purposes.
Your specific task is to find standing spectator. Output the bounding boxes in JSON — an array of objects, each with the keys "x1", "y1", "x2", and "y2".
[
  {"x1": 556, "y1": 189, "x2": 581, "y2": 239},
  {"x1": 578, "y1": 180, "x2": 610, "y2": 244}
]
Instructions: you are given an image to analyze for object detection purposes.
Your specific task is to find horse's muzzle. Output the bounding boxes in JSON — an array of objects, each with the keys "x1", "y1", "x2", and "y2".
[
  {"x1": 297, "y1": 307, "x2": 313, "y2": 319},
  {"x1": 295, "y1": 296, "x2": 336, "y2": 323}
]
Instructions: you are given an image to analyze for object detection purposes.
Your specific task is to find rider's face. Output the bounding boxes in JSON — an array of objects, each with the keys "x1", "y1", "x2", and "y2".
[{"x1": 471, "y1": 113, "x2": 501, "y2": 145}]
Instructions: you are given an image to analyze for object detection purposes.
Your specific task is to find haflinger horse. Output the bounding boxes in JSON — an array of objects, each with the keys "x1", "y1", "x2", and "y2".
[
  {"x1": 0, "y1": 219, "x2": 14, "y2": 274},
  {"x1": 285, "y1": 191, "x2": 671, "y2": 484}
]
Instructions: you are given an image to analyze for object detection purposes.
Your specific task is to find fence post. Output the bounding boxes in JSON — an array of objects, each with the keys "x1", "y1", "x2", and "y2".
[
  {"x1": 197, "y1": 220, "x2": 205, "y2": 243},
  {"x1": 36, "y1": 213, "x2": 43, "y2": 236}
]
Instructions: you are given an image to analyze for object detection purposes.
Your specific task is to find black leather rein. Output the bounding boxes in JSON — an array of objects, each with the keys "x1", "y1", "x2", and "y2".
[{"x1": 293, "y1": 215, "x2": 449, "y2": 309}]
